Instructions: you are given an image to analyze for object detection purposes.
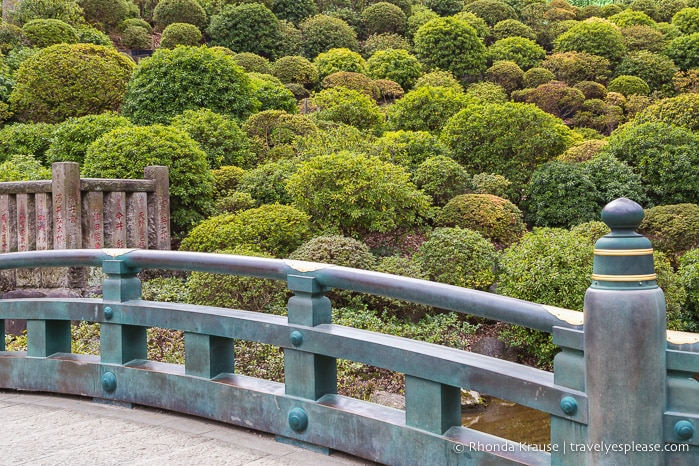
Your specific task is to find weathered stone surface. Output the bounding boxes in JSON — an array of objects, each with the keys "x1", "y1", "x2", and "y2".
[
  {"x1": 370, "y1": 391, "x2": 405, "y2": 410},
  {"x1": 471, "y1": 337, "x2": 518, "y2": 362}
]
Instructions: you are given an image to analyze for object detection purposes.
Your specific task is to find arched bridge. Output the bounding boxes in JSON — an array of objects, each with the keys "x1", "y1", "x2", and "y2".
[{"x1": 0, "y1": 199, "x2": 697, "y2": 465}]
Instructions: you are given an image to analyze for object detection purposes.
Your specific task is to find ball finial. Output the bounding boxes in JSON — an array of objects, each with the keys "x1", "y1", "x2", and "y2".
[{"x1": 600, "y1": 198, "x2": 644, "y2": 230}]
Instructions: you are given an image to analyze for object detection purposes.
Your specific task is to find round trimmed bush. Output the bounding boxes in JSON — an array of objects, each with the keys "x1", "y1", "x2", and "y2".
[
  {"x1": 159, "y1": 23, "x2": 202, "y2": 49},
  {"x1": 453, "y1": 11, "x2": 490, "y2": 41},
  {"x1": 207, "y1": 3, "x2": 281, "y2": 59},
  {"x1": 272, "y1": 0, "x2": 317, "y2": 25},
  {"x1": 243, "y1": 110, "x2": 317, "y2": 162},
  {"x1": 187, "y1": 247, "x2": 288, "y2": 312},
  {"x1": 672, "y1": 7, "x2": 699, "y2": 34},
  {"x1": 554, "y1": 18, "x2": 627, "y2": 65},
  {"x1": 574, "y1": 81, "x2": 608, "y2": 100},
  {"x1": 232, "y1": 53, "x2": 271, "y2": 74},
  {"x1": 570, "y1": 221, "x2": 610, "y2": 244},
  {"x1": 386, "y1": 85, "x2": 474, "y2": 133},
  {"x1": 522, "y1": 67, "x2": 556, "y2": 88},
  {"x1": 121, "y1": 46, "x2": 257, "y2": 125},
  {"x1": 22, "y1": 19, "x2": 78, "y2": 48},
  {"x1": 9, "y1": 43, "x2": 134, "y2": 124},
  {"x1": 634, "y1": 93, "x2": 699, "y2": 130},
  {"x1": 118, "y1": 18, "x2": 152, "y2": 34},
  {"x1": 79, "y1": 0, "x2": 136, "y2": 30},
  {"x1": 372, "y1": 130, "x2": 450, "y2": 172},
  {"x1": 313, "y1": 47, "x2": 367, "y2": 79},
  {"x1": 640, "y1": 204, "x2": 699, "y2": 259},
  {"x1": 558, "y1": 139, "x2": 608, "y2": 163},
  {"x1": 621, "y1": 25, "x2": 666, "y2": 53},
  {"x1": 463, "y1": 0, "x2": 518, "y2": 27},
  {"x1": 0, "y1": 122, "x2": 55, "y2": 162},
  {"x1": 413, "y1": 155, "x2": 471, "y2": 206},
  {"x1": 406, "y1": 5, "x2": 439, "y2": 40},
  {"x1": 289, "y1": 235, "x2": 375, "y2": 269},
  {"x1": 424, "y1": 0, "x2": 464, "y2": 16},
  {"x1": 237, "y1": 159, "x2": 298, "y2": 206},
  {"x1": 311, "y1": 87, "x2": 385, "y2": 130},
  {"x1": 367, "y1": 49, "x2": 421, "y2": 90},
  {"x1": 46, "y1": 112, "x2": 133, "y2": 164},
  {"x1": 374, "y1": 79, "x2": 404, "y2": 101},
  {"x1": 609, "y1": 9, "x2": 657, "y2": 28},
  {"x1": 121, "y1": 26, "x2": 151, "y2": 49},
  {"x1": 664, "y1": 33, "x2": 699, "y2": 71},
  {"x1": 287, "y1": 151, "x2": 432, "y2": 236},
  {"x1": 488, "y1": 37, "x2": 546, "y2": 71},
  {"x1": 361, "y1": 2, "x2": 407, "y2": 36},
  {"x1": 170, "y1": 108, "x2": 254, "y2": 169},
  {"x1": 413, "y1": 70, "x2": 462, "y2": 91},
  {"x1": 607, "y1": 75, "x2": 650, "y2": 96},
  {"x1": 12, "y1": 0, "x2": 85, "y2": 27},
  {"x1": 413, "y1": 16, "x2": 487, "y2": 80},
  {"x1": 466, "y1": 82, "x2": 508, "y2": 103},
  {"x1": 271, "y1": 55, "x2": 318, "y2": 87},
  {"x1": 541, "y1": 52, "x2": 611, "y2": 86},
  {"x1": 414, "y1": 227, "x2": 497, "y2": 290},
  {"x1": 440, "y1": 101, "x2": 574, "y2": 196},
  {"x1": 299, "y1": 14, "x2": 358, "y2": 59},
  {"x1": 83, "y1": 125, "x2": 214, "y2": 234},
  {"x1": 485, "y1": 60, "x2": 524, "y2": 95},
  {"x1": 321, "y1": 72, "x2": 379, "y2": 98},
  {"x1": 179, "y1": 204, "x2": 310, "y2": 256},
  {"x1": 361, "y1": 33, "x2": 411, "y2": 58},
  {"x1": 471, "y1": 173, "x2": 512, "y2": 198},
  {"x1": 211, "y1": 165, "x2": 246, "y2": 198},
  {"x1": 153, "y1": 0, "x2": 207, "y2": 31},
  {"x1": 614, "y1": 50, "x2": 678, "y2": 93},
  {"x1": 436, "y1": 194, "x2": 525, "y2": 246},
  {"x1": 77, "y1": 27, "x2": 113, "y2": 47},
  {"x1": 277, "y1": 20, "x2": 304, "y2": 57},
  {"x1": 248, "y1": 72, "x2": 298, "y2": 114},
  {"x1": 492, "y1": 19, "x2": 537, "y2": 41},
  {"x1": 0, "y1": 23, "x2": 25, "y2": 54},
  {"x1": 512, "y1": 81, "x2": 586, "y2": 119},
  {"x1": 676, "y1": 248, "x2": 699, "y2": 332},
  {"x1": 0, "y1": 154, "x2": 51, "y2": 181}
]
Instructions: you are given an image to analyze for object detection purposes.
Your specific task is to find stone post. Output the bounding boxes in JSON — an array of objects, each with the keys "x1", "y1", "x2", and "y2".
[{"x1": 584, "y1": 198, "x2": 666, "y2": 465}]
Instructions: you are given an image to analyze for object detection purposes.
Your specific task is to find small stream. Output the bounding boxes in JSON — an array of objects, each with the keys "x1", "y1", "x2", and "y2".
[{"x1": 462, "y1": 397, "x2": 551, "y2": 446}]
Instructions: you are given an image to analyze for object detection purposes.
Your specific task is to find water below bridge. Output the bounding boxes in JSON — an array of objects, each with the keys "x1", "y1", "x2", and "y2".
[{"x1": 464, "y1": 397, "x2": 551, "y2": 447}]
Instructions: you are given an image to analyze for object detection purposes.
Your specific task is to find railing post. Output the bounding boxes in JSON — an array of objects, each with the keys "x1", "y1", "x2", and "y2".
[
  {"x1": 184, "y1": 333, "x2": 234, "y2": 379},
  {"x1": 584, "y1": 198, "x2": 666, "y2": 464},
  {"x1": 26, "y1": 320, "x2": 71, "y2": 357},
  {"x1": 100, "y1": 256, "x2": 146, "y2": 365},
  {"x1": 404, "y1": 375, "x2": 461, "y2": 434},
  {"x1": 284, "y1": 274, "x2": 336, "y2": 400},
  {"x1": 144, "y1": 166, "x2": 170, "y2": 250}
]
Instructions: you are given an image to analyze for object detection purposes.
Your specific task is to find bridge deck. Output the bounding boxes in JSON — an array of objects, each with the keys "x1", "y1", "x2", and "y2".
[{"x1": 0, "y1": 391, "x2": 371, "y2": 465}]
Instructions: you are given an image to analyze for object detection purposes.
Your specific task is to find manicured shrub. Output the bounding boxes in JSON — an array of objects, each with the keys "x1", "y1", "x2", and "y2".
[
  {"x1": 512, "y1": 81, "x2": 586, "y2": 119},
  {"x1": 46, "y1": 112, "x2": 132, "y2": 164},
  {"x1": 22, "y1": 19, "x2": 78, "y2": 48},
  {"x1": 299, "y1": 14, "x2": 358, "y2": 59},
  {"x1": 9, "y1": 43, "x2": 134, "y2": 124},
  {"x1": 654, "y1": 0, "x2": 691, "y2": 23},
  {"x1": 83, "y1": 125, "x2": 214, "y2": 234},
  {"x1": 601, "y1": 122, "x2": 699, "y2": 205},
  {"x1": 488, "y1": 37, "x2": 546, "y2": 71},
  {"x1": 664, "y1": 33, "x2": 699, "y2": 71},
  {"x1": 277, "y1": 20, "x2": 304, "y2": 57},
  {"x1": 372, "y1": 130, "x2": 450, "y2": 172},
  {"x1": 187, "y1": 247, "x2": 288, "y2": 312},
  {"x1": 484, "y1": 60, "x2": 524, "y2": 95},
  {"x1": 554, "y1": 18, "x2": 627, "y2": 65},
  {"x1": 607, "y1": 75, "x2": 650, "y2": 96},
  {"x1": 440, "y1": 101, "x2": 574, "y2": 196},
  {"x1": 471, "y1": 173, "x2": 511, "y2": 198},
  {"x1": 609, "y1": 9, "x2": 657, "y2": 28},
  {"x1": 452, "y1": 11, "x2": 490, "y2": 41},
  {"x1": 492, "y1": 19, "x2": 536, "y2": 42},
  {"x1": 0, "y1": 122, "x2": 55, "y2": 162},
  {"x1": 436, "y1": 194, "x2": 525, "y2": 246},
  {"x1": 323, "y1": 7, "x2": 364, "y2": 39},
  {"x1": 361, "y1": 2, "x2": 407, "y2": 36},
  {"x1": 361, "y1": 33, "x2": 411, "y2": 58},
  {"x1": 159, "y1": 23, "x2": 202, "y2": 49},
  {"x1": 207, "y1": 3, "x2": 280, "y2": 59},
  {"x1": 413, "y1": 70, "x2": 462, "y2": 91},
  {"x1": 79, "y1": 0, "x2": 137, "y2": 30},
  {"x1": 634, "y1": 93, "x2": 699, "y2": 131},
  {"x1": 118, "y1": 18, "x2": 152, "y2": 34},
  {"x1": 413, "y1": 155, "x2": 471, "y2": 206},
  {"x1": 211, "y1": 165, "x2": 246, "y2": 198},
  {"x1": 374, "y1": 79, "x2": 404, "y2": 102},
  {"x1": 272, "y1": 0, "x2": 317, "y2": 25},
  {"x1": 0, "y1": 154, "x2": 51, "y2": 181},
  {"x1": 367, "y1": 49, "x2": 421, "y2": 90},
  {"x1": 248, "y1": 72, "x2": 298, "y2": 114},
  {"x1": 243, "y1": 110, "x2": 317, "y2": 162},
  {"x1": 153, "y1": 0, "x2": 207, "y2": 31},
  {"x1": 170, "y1": 108, "x2": 253, "y2": 169},
  {"x1": 121, "y1": 46, "x2": 256, "y2": 125},
  {"x1": 295, "y1": 124, "x2": 373, "y2": 160},
  {"x1": 413, "y1": 16, "x2": 487, "y2": 80},
  {"x1": 466, "y1": 82, "x2": 508, "y2": 103},
  {"x1": 12, "y1": 0, "x2": 85, "y2": 27},
  {"x1": 672, "y1": 7, "x2": 699, "y2": 34},
  {"x1": 321, "y1": 72, "x2": 379, "y2": 98},
  {"x1": 424, "y1": 0, "x2": 464, "y2": 16},
  {"x1": 232, "y1": 53, "x2": 271, "y2": 74},
  {"x1": 311, "y1": 87, "x2": 385, "y2": 130},
  {"x1": 522, "y1": 67, "x2": 556, "y2": 88},
  {"x1": 573, "y1": 81, "x2": 607, "y2": 100},
  {"x1": 541, "y1": 51, "x2": 611, "y2": 86},
  {"x1": 653, "y1": 253, "x2": 688, "y2": 333},
  {"x1": 570, "y1": 221, "x2": 610, "y2": 244},
  {"x1": 179, "y1": 204, "x2": 310, "y2": 256},
  {"x1": 639, "y1": 204, "x2": 699, "y2": 258},
  {"x1": 676, "y1": 248, "x2": 699, "y2": 332},
  {"x1": 414, "y1": 227, "x2": 497, "y2": 290},
  {"x1": 621, "y1": 25, "x2": 666, "y2": 53},
  {"x1": 673, "y1": 68, "x2": 699, "y2": 94},
  {"x1": 215, "y1": 192, "x2": 257, "y2": 214},
  {"x1": 614, "y1": 50, "x2": 677, "y2": 94},
  {"x1": 313, "y1": 47, "x2": 367, "y2": 79},
  {"x1": 271, "y1": 55, "x2": 318, "y2": 87},
  {"x1": 289, "y1": 235, "x2": 375, "y2": 269},
  {"x1": 238, "y1": 159, "x2": 298, "y2": 206},
  {"x1": 121, "y1": 26, "x2": 152, "y2": 49},
  {"x1": 386, "y1": 85, "x2": 474, "y2": 133},
  {"x1": 406, "y1": 5, "x2": 438, "y2": 40},
  {"x1": 0, "y1": 23, "x2": 25, "y2": 54},
  {"x1": 558, "y1": 139, "x2": 608, "y2": 163},
  {"x1": 463, "y1": 0, "x2": 518, "y2": 27},
  {"x1": 286, "y1": 151, "x2": 432, "y2": 236},
  {"x1": 77, "y1": 26, "x2": 113, "y2": 47}
]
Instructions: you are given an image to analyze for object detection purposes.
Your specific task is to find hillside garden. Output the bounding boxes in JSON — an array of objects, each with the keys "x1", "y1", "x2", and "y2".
[{"x1": 1, "y1": 0, "x2": 699, "y2": 397}]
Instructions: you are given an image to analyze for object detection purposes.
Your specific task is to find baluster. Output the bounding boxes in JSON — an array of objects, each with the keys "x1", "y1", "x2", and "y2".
[
  {"x1": 184, "y1": 333, "x2": 234, "y2": 379},
  {"x1": 405, "y1": 375, "x2": 461, "y2": 435}
]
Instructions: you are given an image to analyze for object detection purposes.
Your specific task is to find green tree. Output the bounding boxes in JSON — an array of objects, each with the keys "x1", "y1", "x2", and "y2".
[
  {"x1": 207, "y1": 3, "x2": 281, "y2": 59},
  {"x1": 313, "y1": 47, "x2": 367, "y2": 79},
  {"x1": 299, "y1": 14, "x2": 358, "y2": 59},
  {"x1": 367, "y1": 49, "x2": 422, "y2": 90},
  {"x1": 311, "y1": 87, "x2": 385, "y2": 130},
  {"x1": 554, "y1": 18, "x2": 627, "y2": 65},
  {"x1": 159, "y1": 23, "x2": 202, "y2": 49},
  {"x1": 386, "y1": 85, "x2": 475, "y2": 133},
  {"x1": 272, "y1": 0, "x2": 317, "y2": 26},
  {"x1": 488, "y1": 37, "x2": 546, "y2": 70},
  {"x1": 152, "y1": 0, "x2": 207, "y2": 30}
]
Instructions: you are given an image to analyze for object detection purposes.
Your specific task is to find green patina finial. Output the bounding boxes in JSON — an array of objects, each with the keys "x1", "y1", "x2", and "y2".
[{"x1": 591, "y1": 198, "x2": 656, "y2": 289}]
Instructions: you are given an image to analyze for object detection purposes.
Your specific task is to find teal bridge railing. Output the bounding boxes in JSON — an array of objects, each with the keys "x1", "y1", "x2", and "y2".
[{"x1": 0, "y1": 198, "x2": 697, "y2": 465}]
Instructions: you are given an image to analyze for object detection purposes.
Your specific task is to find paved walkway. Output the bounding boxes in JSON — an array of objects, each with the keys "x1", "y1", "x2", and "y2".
[{"x1": 0, "y1": 391, "x2": 372, "y2": 465}]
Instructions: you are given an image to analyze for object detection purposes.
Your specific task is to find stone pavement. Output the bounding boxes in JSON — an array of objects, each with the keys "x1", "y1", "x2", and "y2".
[{"x1": 0, "y1": 391, "x2": 374, "y2": 466}]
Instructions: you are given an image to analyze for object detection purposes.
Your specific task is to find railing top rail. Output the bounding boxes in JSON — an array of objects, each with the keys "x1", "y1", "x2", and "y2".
[
  {"x1": 0, "y1": 178, "x2": 157, "y2": 194},
  {"x1": 0, "y1": 248, "x2": 582, "y2": 333}
]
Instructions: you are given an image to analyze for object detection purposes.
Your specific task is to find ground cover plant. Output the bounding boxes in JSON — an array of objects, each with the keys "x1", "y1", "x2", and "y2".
[{"x1": 2, "y1": 0, "x2": 699, "y2": 392}]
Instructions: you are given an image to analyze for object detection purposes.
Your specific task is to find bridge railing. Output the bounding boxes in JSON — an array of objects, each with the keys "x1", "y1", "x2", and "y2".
[{"x1": 1, "y1": 198, "x2": 698, "y2": 465}]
